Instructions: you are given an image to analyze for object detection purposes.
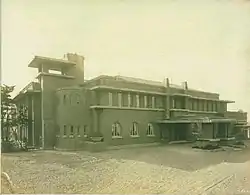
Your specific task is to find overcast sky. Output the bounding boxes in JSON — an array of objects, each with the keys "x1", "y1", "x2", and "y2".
[{"x1": 2, "y1": 0, "x2": 250, "y2": 115}]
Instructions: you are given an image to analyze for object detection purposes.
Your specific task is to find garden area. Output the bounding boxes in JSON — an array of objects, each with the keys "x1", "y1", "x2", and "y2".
[{"x1": 1, "y1": 84, "x2": 29, "y2": 153}]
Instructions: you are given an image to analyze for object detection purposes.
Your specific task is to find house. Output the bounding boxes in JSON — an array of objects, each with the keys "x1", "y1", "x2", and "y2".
[{"x1": 13, "y1": 53, "x2": 249, "y2": 150}]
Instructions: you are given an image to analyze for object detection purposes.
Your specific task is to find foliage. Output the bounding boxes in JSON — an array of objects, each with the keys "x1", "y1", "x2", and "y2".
[{"x1": 1, "y1": 84, "x2": 16, "y2": 140}]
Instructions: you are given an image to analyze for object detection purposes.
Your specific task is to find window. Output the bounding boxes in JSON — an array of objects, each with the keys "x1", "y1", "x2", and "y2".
[
  {"x1": 70, "y1": 125, "x2": 74, "y2": 135},
  {"x1": 76, "y1": 95, "x2": 80, "y2": 104},
  {"x1": 83, "y1": 125, "x2": 88, "y2": 137},
  {"x1": 152, "y1": 97, "x2": 155, "y2": 108},
  {"x1": 130, "y1": 122, "x2": 139, "y2": 137},
  {"x1": 77, "y1": 126, "x2": 80, "y2": 135},
  {"x1": 147, "y1": 123, "x2": 154, "y2": 136},
  {"x1": 118, "y1": 93, "x2": 122, "y2": 107},
  {"x1": 112, "y1": 122, "x2": 122, "y2": 138},
  {"x1": 128, "y1": 93, "x2": 132, "y2": 107},
  {"x1": 144, "y1": 96, "x2": 148, "y2": 108},
  {"x1": 63, "y1": 125, "x2": 67, "y2": 135},
  {"x1": 136, "y1": 95, "x2": 140, "y2": 108},
  {"x1": 108, "y1": 92, "x2": 113, "y2": 106},
  {"x1": 63, "y1": 95, "x2": 67, "y2": 104},
  {"x1": 172, "y1": 98, "x2": 176, "y2": 109}
]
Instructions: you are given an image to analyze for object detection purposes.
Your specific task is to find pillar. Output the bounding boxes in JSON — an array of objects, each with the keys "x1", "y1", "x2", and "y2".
[
  {"x1": 92, "y1": 109, "x2": 99, "y2": 132},
  {"x1": 164, "y1": 78, "x2": 170, "y2": 119}
]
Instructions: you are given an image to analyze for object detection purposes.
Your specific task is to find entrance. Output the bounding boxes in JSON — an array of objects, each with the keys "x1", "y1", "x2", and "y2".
[{"x1": 172, "y1": 123, "x2": 187, "y2": 141}]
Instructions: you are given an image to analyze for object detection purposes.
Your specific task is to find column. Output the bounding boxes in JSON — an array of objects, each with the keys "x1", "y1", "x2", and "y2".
[
  {"x1": 32, "y1": 95, "x2": 35, "y2": 146},
  {"x1": 92, "y1": 109, "x2": 99, "y2": 132}
]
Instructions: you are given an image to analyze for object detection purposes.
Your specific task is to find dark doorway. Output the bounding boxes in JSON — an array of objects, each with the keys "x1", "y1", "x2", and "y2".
[
  {"x1": 217, "y1": 123, "x2": 227, "y2": 138},
  {"x1": 173, "y1": 123, "x2": 187, "y2": 141}
]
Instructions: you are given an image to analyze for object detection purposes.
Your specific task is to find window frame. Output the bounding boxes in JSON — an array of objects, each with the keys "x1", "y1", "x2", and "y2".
[
  {"x1": 146, "y1": 123, "x2": 155, "y2": 137},
  {"x1": 130, "y1": 122, "x2": 139, "y2": 137},
  {"x1": 112, "y1": 122, "x2": 122, "y2": 138}
]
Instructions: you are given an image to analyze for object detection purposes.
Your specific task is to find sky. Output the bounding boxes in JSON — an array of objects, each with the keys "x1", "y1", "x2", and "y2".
[{"x1": 1, "y1": 0, "x2": 250, "y2": 116}]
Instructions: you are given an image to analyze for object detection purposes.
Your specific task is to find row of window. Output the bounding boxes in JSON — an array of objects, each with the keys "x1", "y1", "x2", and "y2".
[
  {"x1": 59, "y1": 123, "x2": 155, "y2": 138},
  {"x1": 172, "y1": 98, "x2": 226, "y2": 112},
  {"x1": 62, "y1": 94, "x2": 81, "y2": 105},
  {"x1": 111, "y1": 122, "x2": 155, "y2": 138},
  {"x1": 61, "y1": 125, "x2": 88, "y2": 137},
  {"x1": 108, "y1": 92, "x2": 162, "y2": 109}
]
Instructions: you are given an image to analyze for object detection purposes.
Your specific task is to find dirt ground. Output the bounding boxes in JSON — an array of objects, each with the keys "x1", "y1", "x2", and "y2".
[{"x1": 1, "y1": 143, "x2": 250, "y2": 194}]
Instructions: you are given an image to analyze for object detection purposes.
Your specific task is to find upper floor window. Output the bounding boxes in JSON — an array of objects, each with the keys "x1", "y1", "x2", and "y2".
[
  {"x1": 118, "y1": 93, "x2": 122, "y2": 107},
  {"x1": 128, "y1": 93, "x2": 131, "y2": 107},
  {"x1": 112, "y1": 122, "x2": 122, "y2": 138},
  {"x1": 172, "y1": 98, "x2": 176, "y2": 109},
  {"x1": 152, "y1": 96, "x2": 155, "y2": 108},
  {"x1": 136, "y1": 95, "x2": 140, "y2": 108},
  {"x1": 108, "y1": 92, "x2": 113, "y2": 106},
  {"x1": 144, "y1": 96, "x2": 148, "y2": 108},
  {"x1": 130, "y1": 122, "x2": 139, "y2": 137},
  {"x1": 147, "y1": 123, "x2": 154, "y2": 136}
]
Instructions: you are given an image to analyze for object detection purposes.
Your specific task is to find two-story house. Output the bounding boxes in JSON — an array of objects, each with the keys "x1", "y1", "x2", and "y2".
[{"x1": 13, "y1": 53, "x2": 249, "y2": 150}]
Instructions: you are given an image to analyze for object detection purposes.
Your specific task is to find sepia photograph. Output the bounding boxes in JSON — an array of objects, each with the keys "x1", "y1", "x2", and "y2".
[{"x1": 1, "y1": 0, "x2": 250, "y2": 194}]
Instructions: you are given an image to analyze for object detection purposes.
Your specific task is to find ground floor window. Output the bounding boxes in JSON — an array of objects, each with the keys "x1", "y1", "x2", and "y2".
[
  {"x1": 112, "y1": 122, "x2": 122, "y2": 138},
  {"x1": 147, "y1": 123, "x2": 154, "y2": 136},
  {"x1": 83, "y1": 125, "x2": 88, "y2": 137},
  {"x1": 63, "y1": 125, "x2": 67, "y2": 136},
  {"x1": 130, "y1": 122, "x2": 139, "y2": 137}
]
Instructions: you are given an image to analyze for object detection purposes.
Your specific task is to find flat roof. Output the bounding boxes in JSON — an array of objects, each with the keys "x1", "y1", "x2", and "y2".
[{"x1": 28, "y1": 56, "x2": 76, "y2": 70}]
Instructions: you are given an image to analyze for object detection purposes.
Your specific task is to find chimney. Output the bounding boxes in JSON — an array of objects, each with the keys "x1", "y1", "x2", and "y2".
[
  {"x1": 164, "y1": 78, "x2": 170, "y2": 88},
  {"x1": 182, "y1": 81, "x2": 188, "y2": 90}
]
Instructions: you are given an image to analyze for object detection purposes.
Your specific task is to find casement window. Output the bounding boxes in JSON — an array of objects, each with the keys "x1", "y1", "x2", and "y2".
[
  {"x1": 108, "y1": 92, "x2": 113, "y2": 106},
  {"x1": 146, "y1": 123, "x2": 154, "y2": 136},
  {"x1": 128, "y1": 93, "x2": 131, "y2": 107},
  {"x1": 136, "y1": 95, "x2": 140, "y2": 108},
  {"x1": 112, "y1": 122, "x2": 122, "y2": 138},
  {"x1": 83, "y1": 125, "x2": 88, "y2": 137},
  {"x1": 77, "y1": 126, "x2": 80, "y2": 135},
  {"x1": 63, "y1": 125, "x2": 67, "y2": 135},
  {"x1": 70, "y1": 125, "x2": 74, "y2": 135},
  {"x1": 152, "y1": 96, "x2": 155, "y2": 108},
  {"x1": 144, "y1": 96, "x2": 148, "y2": 108},
  {"x1": 130, "y1": 122, "x2": 139, "y2": 137},
  {"x1": 118, "y1": 93, "x2": 122, "y2": 107}
]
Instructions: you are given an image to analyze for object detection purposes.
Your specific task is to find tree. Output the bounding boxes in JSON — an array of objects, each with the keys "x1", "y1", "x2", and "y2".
[
  {"x1": 16, "y1": 105, "x2": 29, "y2": 141},
  {"x1": 1, "y1": 84, "x2": 16, "y2": 140}
]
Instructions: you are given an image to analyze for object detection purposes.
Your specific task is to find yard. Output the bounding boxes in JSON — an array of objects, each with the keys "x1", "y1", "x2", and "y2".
[{"x1": 1, "y1": 143, "x2": 250, "y2": 194}]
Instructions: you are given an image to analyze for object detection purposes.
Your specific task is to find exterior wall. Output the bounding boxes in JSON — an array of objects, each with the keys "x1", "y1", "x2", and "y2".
[
  {"x1": 55, "y1": 88, "x2": 91, "y2": 150},
  {"x1": 99, "y1": 109, "x2": 163, "y2": 146},
  {"x1": 201, "y1": 124, "x2": 214, "y2": 139},
  {"x1": 41, "y1": 75, "x2": 77, "y2": 148}
]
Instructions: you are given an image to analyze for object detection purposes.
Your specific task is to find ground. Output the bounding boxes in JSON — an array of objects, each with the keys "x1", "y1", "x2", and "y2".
[{"x1": 1, "y1": 142, "x2": 250, "y2": 194}]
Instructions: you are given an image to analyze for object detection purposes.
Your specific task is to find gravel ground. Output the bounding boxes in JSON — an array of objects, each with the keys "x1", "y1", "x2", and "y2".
[{"x1": 1, "y1": 143, "x2": 250, "y2": 194}]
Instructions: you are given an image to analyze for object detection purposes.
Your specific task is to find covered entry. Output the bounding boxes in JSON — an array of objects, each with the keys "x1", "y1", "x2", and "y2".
[{"x1": 156, "y1": 115, "x2": 237, "y2": 142}]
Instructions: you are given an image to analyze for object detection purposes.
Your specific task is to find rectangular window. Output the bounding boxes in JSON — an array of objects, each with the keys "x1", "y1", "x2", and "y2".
[
  {"x1": 128, "y1": 93, "x2": 131, "y2": 107},
  {"x1": 152, "y1": 96, "x2": 155, "y2": 108},
  {"x1": 63, "y1": 125, "x2": 67, "y2": 135},
  {"x1": 118, "y1": 93, "x2": 122, "y2": 107},
  {"x1": 172, "y1": 98, "x2": 175, "y2": 109},
  {"x1": 77, "y1": 126, "x2": 80, "y2": 135},
  {"x1": 108, "y1": 92, "x2": 113, "y2": 106},
  {"x1": 136, "y1": 94, "x2": 140, "y2": 108},
  {"x1": 144, "y1": 96, "x2": 148, "y2": 108},
  {"x1": 83, "y1": 125, "x2": 88, "y2": 137},
  {"x1": 70, "y1": 125, "x2": 74, "y2": 135}
]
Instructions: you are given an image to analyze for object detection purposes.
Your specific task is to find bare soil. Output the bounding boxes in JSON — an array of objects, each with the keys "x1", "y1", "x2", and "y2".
[{"x1": 1, "y1": 142, "x2": 250, "y2": 194}]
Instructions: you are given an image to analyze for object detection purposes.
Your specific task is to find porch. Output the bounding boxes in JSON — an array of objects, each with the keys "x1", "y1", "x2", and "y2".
[{"x1": 155, "y1": 115, "x2": 237, "y2": 143}]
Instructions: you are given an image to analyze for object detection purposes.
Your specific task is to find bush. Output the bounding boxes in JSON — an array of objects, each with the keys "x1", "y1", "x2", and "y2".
[{"x1": 1, "y1": 139, "x2": 28, "y2": 153}]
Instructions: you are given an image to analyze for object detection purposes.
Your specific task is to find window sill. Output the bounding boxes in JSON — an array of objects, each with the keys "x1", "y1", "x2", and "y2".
[
  {"x1": 112, "y1": 136, "x2": 123, "y2": 139},
  {"x1": 130, "y1": 135, "x2": 140, "y2": 138},
  {"x1": 62, "y1": 135, "x2": 67, "y2": 138},
  {"x1": 147, "y1": 135, "x2": 155, "y2": 137},
  {"x1": 56, "y1": 135, "x2": 60, "y2": 138},
  {"x1": 69, "y1": 135, "x2": 74, "y2": 138},
  {"x1": 84, "y1": 135, "x2": 88, "y2": 138}
]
